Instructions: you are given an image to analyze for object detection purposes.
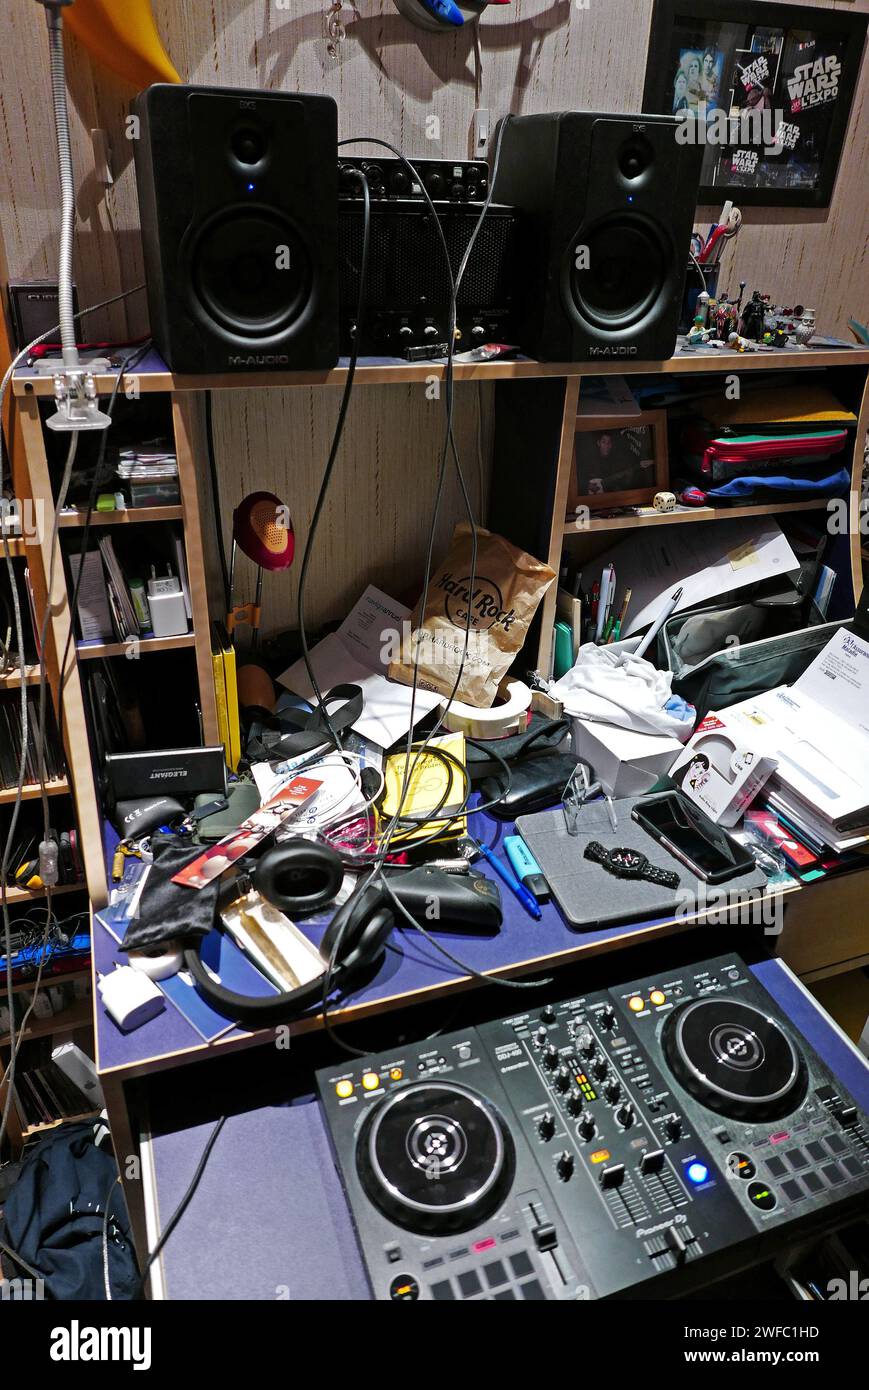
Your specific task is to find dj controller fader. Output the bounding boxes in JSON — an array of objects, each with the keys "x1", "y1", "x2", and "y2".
[{"x1": 317, "y1": 956, "x2": 869, "y2": 1300}]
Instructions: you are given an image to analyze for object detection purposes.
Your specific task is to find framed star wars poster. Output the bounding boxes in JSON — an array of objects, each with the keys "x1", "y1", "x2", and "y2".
[{"x1": 643, "y1": 1, "x2": 867, "y2": 207}]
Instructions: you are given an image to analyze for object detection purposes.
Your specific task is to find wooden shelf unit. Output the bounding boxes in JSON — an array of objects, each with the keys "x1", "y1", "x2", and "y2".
[
  {"x1": 0, "y1": 778, "x2": 69, "y2": 804},
  {"x1": 57, "y1": 504, "x2": 184, "y2": 528}
]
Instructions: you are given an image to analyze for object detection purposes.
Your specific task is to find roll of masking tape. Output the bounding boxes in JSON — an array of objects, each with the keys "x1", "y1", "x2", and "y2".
[
  {"x1": 128, "y1": 941, "x2": 184, "y2": 981},
  {"x1": 441, "y1": 678, "x2": 532, "y2": 740}
]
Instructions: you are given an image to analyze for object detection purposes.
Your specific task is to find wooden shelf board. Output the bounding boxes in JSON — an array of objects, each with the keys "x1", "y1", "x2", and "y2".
[
  {"x1": 12, "y1": 346, "x2": 869, "y2": 397},
  {"x1": 21, "y1": 1109, "x2": 101, "y2": 1140},
  {"x1": 0, "y1": 778, "x2": 69, "y2": 804},
  {"x1": 0, "y1": 535, "x2": 27, "y2": 556},
  {"x1": 0, "y1": 880, "x2": 86, "y2": 907},
  {"x1": 76, "y1": 632, "x2": 195, "y2": 660},
  {"x1": 58, "y1": 505, "x2": 183, "y2": 528},
  {"x1": 563, "y1": 497, "x2": 833, "y2": 536},
  {"x1": 0, "y1": 995, "x2": 93, "y2": 1046},
  {"x1": 0, "y1": 665, "x2": 40, "y2": 688}
]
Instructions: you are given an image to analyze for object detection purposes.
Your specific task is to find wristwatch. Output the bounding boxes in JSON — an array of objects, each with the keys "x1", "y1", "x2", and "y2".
[{"x1": 584, "y1": 840, "x2": 680, "y2": 888}]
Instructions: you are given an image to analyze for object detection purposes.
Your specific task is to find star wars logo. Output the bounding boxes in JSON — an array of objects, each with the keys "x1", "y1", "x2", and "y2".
[{"x1": 787, "y1": 54, "x2": 841, "y2": 111}]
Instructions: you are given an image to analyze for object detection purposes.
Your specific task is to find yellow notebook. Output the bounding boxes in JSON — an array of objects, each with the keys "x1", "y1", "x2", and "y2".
[
  {"x1": 211, "y1": 621, "x2": 241, "y2": 772},
  {"x1": 381, "y1": 731, "x2": 467, "y2": 845}
]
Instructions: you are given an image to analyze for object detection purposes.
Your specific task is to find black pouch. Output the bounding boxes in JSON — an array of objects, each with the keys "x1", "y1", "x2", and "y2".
[{"x1": 477, "y1": 717, "x2": 579, "y2": 818}]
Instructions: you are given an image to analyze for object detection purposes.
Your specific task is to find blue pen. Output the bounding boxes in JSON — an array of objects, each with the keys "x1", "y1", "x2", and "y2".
[{"x1": 474, "y1": 840, "x2": 542, "y2": 920}]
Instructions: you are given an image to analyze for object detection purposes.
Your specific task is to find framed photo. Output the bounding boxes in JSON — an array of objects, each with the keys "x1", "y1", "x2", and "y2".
[
  {"x1": 643, "y1": 0, "x2": 868, "y2": 208},
  {"x1": 568, "y1": 410, "x2": 668, "y2": 514}
]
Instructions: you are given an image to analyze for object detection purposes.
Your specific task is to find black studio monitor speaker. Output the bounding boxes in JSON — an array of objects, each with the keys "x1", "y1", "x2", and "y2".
[
  {"x1": 490, "y1": 112, "x2": 703, "y2": 362},
  {"x1": 132, "y1": 84, "x2": 339, "y2": 373}
]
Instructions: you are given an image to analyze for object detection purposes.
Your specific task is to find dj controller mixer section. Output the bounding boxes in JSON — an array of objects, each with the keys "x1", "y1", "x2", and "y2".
[{"x1": 317, "y1": 956, "x2": 869, "y2": 1300}]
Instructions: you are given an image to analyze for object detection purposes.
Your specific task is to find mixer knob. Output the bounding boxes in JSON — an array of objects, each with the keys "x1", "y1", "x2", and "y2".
[
  {"x1": 449, "y1": 181, "x2": 464, "y2": 199},
  {"x1": 398, "y1": 324, "x2": 413, "y2": 339},
  {"x1": 470, "y1": 324, "x2": 486, "y2": 338},
  {"x1": 578, "y1": 1033, "x2": 595, "y2": 1059},
  {"x1": 599, "y1": 1004, "x2": 616, "y2": 1030},
  {"x1": 615, "y1": 1102, "x2": 635, "y2": 1130},
  {"x1": 390, "y1": 169, "x2": 410, "y2": 194},
  {"x1": 361, "y1": 161, "x2": 384, "y2": 189},
  {"x1": 577, "y1": 1110, "x2": 596, "y2": 1142},
  {"x1": 555, "y1": 1065, "x2": 572, "y2": 1093},
  {"x1": 664, "y1": 1114, "x2": 683, "y2": 1142},
  {"x1": 542, "y1": 1045, "x2": 559, "y2": 1071},
  {"x1": 423, "y1": 324, "x2": 439, "y2": 337},
  {"x1": 555, "y1": 1151, "x2": 575, "y2": 1182},
  {"x1": 565, "y1": 1090, "x2": 582, "y2": 1118},
  {"x1": 604, "y1": 1078, "x2": 621, "y2": 1104},
  {"x1": 537, "y1": 1111, "x2": 556, "y2": 1142},
  {"x1": 592, "y1": 1056, "x2": 608, "y2": 1081},
  {"x1": 426, "y1": 172, "x2": 444, "y2": 197},
  {"x1": 540, "y1": 1005, "x2": 556, "y2": 1024},
  {"x1": 534, "y1": 1027, "x2": 547, "y2": 1046}
]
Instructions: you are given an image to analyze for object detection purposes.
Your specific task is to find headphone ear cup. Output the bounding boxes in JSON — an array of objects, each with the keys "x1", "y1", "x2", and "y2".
[
  {"x1": 254, "y1": 839, "x2": 344, "y2": 915},
  {"x1": 321, "y1": 882, "x2": 393, "y2": 978}
]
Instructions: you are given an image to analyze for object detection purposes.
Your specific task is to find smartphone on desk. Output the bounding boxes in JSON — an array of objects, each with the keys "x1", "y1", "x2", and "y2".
[{"x1": 631, "y1": 792, "x2": 755, "y2": 884}]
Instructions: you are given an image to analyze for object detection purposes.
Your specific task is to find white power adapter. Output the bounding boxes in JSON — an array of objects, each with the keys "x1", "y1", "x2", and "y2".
[
  {"x1": 97, "y1": 964, "x2": 166, "y2": 1032},
  {"x1": 147, "y1": 565, "x2": 188, "y2": 638}
]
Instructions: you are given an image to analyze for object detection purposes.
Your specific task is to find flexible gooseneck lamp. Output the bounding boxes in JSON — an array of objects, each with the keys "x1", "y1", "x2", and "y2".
[{"x1": 227, "y1": 492, "x2": 295, "y2": 650}]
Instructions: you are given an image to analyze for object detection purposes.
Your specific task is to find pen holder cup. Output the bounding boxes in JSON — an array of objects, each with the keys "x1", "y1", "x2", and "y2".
[{"x1": 679, "y1": 260, "x2": 721, "y2": 334}]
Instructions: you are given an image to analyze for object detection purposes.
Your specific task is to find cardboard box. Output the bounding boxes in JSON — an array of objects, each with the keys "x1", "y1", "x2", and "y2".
[
  {"x1": 669, "y1": 711, "x2": 777, "y2": 826},
  {"x1": 571, "y1": 718, "x2": 684, "y2": 798}
]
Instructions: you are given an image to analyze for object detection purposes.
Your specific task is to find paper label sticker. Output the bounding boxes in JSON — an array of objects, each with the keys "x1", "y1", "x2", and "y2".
[{"x1": 728, "y1": 541, "x2": 758, "y2": 570}]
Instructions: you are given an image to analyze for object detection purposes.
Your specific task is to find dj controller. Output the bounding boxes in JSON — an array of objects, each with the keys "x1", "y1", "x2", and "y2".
[{"x1": 317, "y1": 955, "x2": 869, "y2": 1300}]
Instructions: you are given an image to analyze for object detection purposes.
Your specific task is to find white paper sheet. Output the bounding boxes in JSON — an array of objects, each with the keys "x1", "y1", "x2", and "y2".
[
  {"x1": 793, "y1": 627, "x2": 869, "y2": 739},
  {"x1": 590, "y1": 519, "x2": 800, "y2": 637},
  {"x1": 277, "y1": 585, "x2": 443, "y2": 748}
]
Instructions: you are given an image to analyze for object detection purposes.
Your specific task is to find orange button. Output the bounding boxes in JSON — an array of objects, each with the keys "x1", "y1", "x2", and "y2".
[
  {"x1": 335, "y1": 1079, "x2": 354, "y2": 1099},
  {"x1": 650, "y1": 989, "x2": 666, "y2": 1007},
  {"x1": 628, "y1": 996, "x2": 645, "y2": 1012},
  {"x1": 590, "y1": 1148, "x2": 611, "y2": 1164},
  {"x1": 389, "y1": 1067, "x2": 403, "y2": 1081},
  {"x1": 362, "y1": 1072, "x2": 380, "y2": 1091}
]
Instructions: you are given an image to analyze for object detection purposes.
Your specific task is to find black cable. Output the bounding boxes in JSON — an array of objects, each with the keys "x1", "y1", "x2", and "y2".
[
  {"x1": 295, "y1": 168, "x2": 372, "y2": 754},
  {"x1": 137, "y1": 1115, "x2": 226, "y2": 1298},
  {"x1": 204, "y1": 390, "x2": 230, "y2": 613}
]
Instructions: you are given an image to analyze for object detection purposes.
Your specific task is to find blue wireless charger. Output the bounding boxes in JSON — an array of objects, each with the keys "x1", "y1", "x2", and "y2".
[{"x1": 393, "y1": 0, "x2": 490, "y2": 32}]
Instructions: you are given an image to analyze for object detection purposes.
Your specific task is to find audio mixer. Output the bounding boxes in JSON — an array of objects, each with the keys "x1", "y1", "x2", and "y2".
[{"x1": 317, "y1": 955, "x2": 869, "y2": 1300}]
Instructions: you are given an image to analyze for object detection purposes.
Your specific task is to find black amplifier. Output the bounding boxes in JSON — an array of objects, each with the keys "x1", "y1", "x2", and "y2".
[
  {"x1": 318, "y1": 954, "x2": 869, "y2": 1300},
  {"x1": 338, "y1": 158, "x2": 517, "y2": 355}
]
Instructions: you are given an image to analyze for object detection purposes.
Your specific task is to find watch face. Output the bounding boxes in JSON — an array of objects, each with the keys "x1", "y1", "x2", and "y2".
[{"x1": 610, "y1": 848, "x2": 645, "y2": 872}]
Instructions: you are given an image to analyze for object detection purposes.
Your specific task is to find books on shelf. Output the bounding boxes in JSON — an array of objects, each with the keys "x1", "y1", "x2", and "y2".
[{"x1": 0, "y1": 687, "x2": 65, "y2": 788}]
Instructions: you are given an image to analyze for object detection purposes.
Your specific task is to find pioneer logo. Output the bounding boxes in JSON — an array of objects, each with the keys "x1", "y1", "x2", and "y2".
[
  {"x1": 228, "y1": 354, "x2": 290, "y2": 366},
  {"x1": 588, "y1": 345, "x2": 638, "y2": 357}
]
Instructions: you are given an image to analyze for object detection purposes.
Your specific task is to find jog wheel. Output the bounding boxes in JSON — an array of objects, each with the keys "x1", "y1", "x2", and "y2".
[
  {"x1": 356, "y1": 1081, "x2": 515, "y2": 1235},
  {"x1": 662, "y1": 998, "x2": 807, "y2": 1122}
]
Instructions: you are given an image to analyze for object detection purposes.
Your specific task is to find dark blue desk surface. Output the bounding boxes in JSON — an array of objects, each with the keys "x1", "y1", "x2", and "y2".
[
  {"x1": 96, "y1": 807, "x2": 736, "y2": 1079},
  {"x1": 142, "y1": 957, "x2": 869, "y2": 1301}
]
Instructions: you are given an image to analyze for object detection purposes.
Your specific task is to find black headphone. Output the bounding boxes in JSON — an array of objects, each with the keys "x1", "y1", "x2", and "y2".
[{"x1": 181, "y1": 840, "x2": 394, "y2": 1027}]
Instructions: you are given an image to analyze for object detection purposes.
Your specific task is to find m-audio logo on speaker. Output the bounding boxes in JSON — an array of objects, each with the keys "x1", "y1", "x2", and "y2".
[{"x1": 589, "y1": 345, "x2": 638, "y2": 357}]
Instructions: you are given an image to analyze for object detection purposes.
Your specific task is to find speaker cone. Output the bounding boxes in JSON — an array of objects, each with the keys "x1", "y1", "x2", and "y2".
[
  {"x1": 569, "y1": 214, "x2": 666, "y2": 330},
  {"x1": 190, "y1": 206, "x2": 312, "y2": 337}
]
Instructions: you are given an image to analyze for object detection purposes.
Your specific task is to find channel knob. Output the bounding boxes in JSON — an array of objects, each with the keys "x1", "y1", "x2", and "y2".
[
  {"x1": 542, "y1": 1045, "x2": 559, "y2": 1071},
  {"x1": 390, "y1": 169, "x2": 410, "y2": 194},
  {"x1": 577, "y1": 1110, "x2": 596, "y2": 1141},
  {"x1": 592, "y1": 1056, "x2": 608, "y2": 1081},
  {"x1": 537, "y1": 1111, "x2": 555, "y2": 1142},
  {"x1": 578, "y1": 1033, "x2": 595, "y2": 1059},
  {"x1": 664, "y1": 1114, "x2": 683, "y2": 1142},
  {"x1": 565, "y1": 1090, "x2": 583, "y2": 1118},
  {"x1": 615, "y1": 1102, "x2": 635, "y2": 1130},
  {"x1": 599, "y1": 1004, "x2": 616, "y2": 1030},
  {"x1": 556, "y1": 1151, "x2": 575, "y2": 1182},
  {"x1": 534, "y1": 1027, "x2": 548, "y2": 1046},
  {"x1": 604, "y1": 1078, "x2": 621, "y2": 1104},
  {"x1": 555, "y1": 1065, "x2": 572, "y2": 1093},
  {"x1": 426, "y1": 172, "x2": 444, "y2": 197},
  {"x1": 540, "y1": 1005, "x2": 556, "y2": 1024}
]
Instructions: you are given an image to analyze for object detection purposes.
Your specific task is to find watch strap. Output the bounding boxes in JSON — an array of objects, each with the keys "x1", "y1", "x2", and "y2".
[{"x1": 643, "y1": 863, "x2": 680, "y2": 889}]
